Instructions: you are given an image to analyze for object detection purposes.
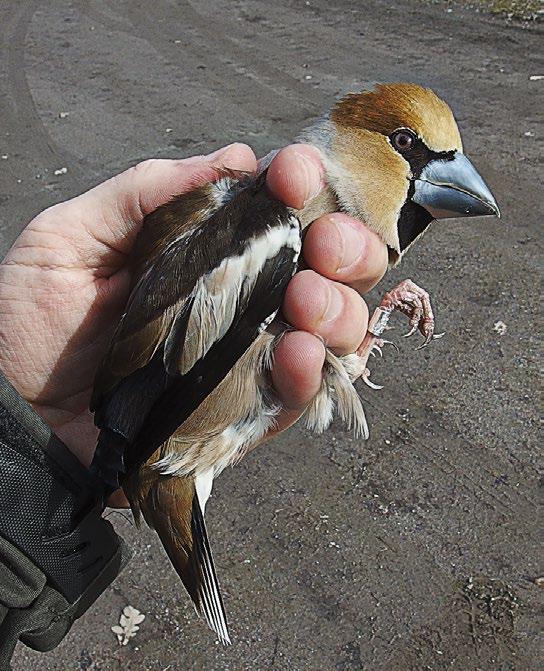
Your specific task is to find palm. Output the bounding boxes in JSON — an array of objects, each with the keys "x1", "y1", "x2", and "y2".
[
  {"x1": 0, "y1": 152, "x2": 261, "y2": 466},
  {"x1": 0, "y1": 208, "x2": 129, "y2": 464}
]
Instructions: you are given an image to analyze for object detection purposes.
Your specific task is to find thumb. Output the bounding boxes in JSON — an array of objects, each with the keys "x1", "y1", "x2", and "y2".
[{"x1": 73, "y1": 143, "x2": 257, "y2": 254}]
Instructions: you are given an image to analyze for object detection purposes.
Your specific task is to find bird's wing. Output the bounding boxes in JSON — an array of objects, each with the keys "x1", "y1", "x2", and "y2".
[
  {"x1": 137, "y1": 472, "x2": 231, "y2": 644},
  {"x1": 91, "y1": 174, "x2": 246, "y2": 406},
  {"x1": 91, "y1": 172, "x2": 301, "y2": 475}
]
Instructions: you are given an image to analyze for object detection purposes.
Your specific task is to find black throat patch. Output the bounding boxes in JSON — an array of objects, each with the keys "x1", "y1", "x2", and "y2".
[
  {"x1": 395, "y1": 139, "x2": 454, "y2": 253},
  {"x1": 397, "y1": 185, "x2": 434, "y2": 253}
]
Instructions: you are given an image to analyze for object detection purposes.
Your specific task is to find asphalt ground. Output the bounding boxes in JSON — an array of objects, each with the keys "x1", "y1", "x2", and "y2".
[{"x1": 1, "y1": 1, "x2": 542, "y2": 669}]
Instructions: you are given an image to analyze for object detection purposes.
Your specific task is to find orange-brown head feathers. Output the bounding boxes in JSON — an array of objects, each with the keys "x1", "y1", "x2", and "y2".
[
  {"x1": 302, "y1": 82, "x2": 497, "y2": 263},
  {"x1": 331, "y1": 83, "x2": 462, "y2": 153}
]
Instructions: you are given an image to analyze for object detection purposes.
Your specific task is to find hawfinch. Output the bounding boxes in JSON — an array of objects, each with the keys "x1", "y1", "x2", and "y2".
[{"x1": 90, "y1": 83, "x2": 499, "y2": 644}]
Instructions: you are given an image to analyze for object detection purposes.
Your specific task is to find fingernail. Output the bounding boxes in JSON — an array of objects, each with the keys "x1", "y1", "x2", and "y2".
[
  {"x1": 294, "y1": 150, "x2": 326, "y2": 205},
  {"x1": 322, "y1": 279, "x2": 343, "y2": 323},
  {"x1": 332, "y1": 217, "x2": 366, "y2": 272}
]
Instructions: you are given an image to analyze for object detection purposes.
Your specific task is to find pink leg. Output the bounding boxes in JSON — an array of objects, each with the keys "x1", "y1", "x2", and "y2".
[{"x1": 355, "y1": 279, "x2": 443, "y2": 389}]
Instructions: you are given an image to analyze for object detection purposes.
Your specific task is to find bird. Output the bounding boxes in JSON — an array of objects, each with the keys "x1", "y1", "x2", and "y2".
[{"x1": 89, "y1": 83, "x2": 499, "y2": 644}]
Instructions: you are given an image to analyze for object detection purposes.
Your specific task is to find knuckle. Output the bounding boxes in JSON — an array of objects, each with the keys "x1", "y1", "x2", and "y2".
[
  {"x1": 131, "y1": 158, "x2": 162, "y2": 177},
  {"x1": 30, "y1": 202, "x2": 70, "y2": 231},
  {"x1": 228, "y1": 141, "x2": 253, "y2": 155}
]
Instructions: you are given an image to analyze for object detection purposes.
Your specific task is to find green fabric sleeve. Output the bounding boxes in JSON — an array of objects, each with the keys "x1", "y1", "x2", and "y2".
[{"x1": 0, "y1": 372, "x2": 131, "y2": 669}]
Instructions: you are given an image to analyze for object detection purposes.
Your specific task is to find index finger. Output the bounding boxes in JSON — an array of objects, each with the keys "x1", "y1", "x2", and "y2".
[
  {"x1": 266, "y1": 144, "x2": 326, "y2": 209},
  {"x1": 71, "y1": 143, "x2": 258, "y2": 255}
]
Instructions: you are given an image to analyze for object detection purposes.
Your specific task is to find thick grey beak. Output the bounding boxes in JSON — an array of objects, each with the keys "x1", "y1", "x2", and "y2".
[{"x1": 412, "y1": 153, "x2": 500, "y2": 219}]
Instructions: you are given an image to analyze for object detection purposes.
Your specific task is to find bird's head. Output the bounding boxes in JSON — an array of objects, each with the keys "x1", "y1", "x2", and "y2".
[{"x1": 304, "y1": 83, "x2": 500, "y2": 264}]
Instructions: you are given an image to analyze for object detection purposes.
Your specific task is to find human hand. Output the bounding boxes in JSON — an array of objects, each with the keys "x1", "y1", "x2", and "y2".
[
  {"x1": 267, "y1": 144, "x2": 388, "y2": 431},
  {"x1": 0, "y1": 143, "x2": 387, "y2": 499}
]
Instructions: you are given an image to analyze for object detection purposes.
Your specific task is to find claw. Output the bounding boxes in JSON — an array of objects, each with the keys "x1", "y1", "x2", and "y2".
[
  {"x1": 372, "y1": 344, "x2": 383, "y2": 358},
  {"x1": 415, "y1": 329, "x2": 432, "y2": 350},
  {"x1": 363, "y1": 376, "x2": 384, "y2": 390},
  {"x1": 362, "y1": 368, "x2": 383, "y2": 390},
  {"x1": 402, "y1": 324, "x2": 418, "y2": 338},
  {"x1": 381, "y1": 339, "x2": 399, "y2": 354},
  {"x1": 416, "y1": 329, "x2": 444, "y2": 350}
]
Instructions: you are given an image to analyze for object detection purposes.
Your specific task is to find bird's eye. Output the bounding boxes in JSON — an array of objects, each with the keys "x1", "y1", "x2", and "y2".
[{"x1": 391, "y1": 129, "x2": 416, "y2": 152}]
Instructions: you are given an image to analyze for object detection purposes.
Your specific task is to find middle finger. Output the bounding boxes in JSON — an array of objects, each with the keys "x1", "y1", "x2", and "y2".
[{"x1": 303, "y1": 212, "x2": 389, "y2": 295}]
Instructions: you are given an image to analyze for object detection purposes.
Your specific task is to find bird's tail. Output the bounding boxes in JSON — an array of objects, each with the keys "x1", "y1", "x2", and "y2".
[{"x1": 133, "y1": 473, "x2": 231, "y2": 645}]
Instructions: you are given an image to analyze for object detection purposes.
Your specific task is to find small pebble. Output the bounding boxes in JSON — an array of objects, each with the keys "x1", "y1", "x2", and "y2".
[{"x1": 493, "y1": 320, "x2": 507, "y2": 336}]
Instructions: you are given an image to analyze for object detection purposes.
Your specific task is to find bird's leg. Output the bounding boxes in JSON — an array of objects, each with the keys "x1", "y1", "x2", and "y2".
[{"x1": 353, "y1": 279, "x2": 443, "y2": 389}]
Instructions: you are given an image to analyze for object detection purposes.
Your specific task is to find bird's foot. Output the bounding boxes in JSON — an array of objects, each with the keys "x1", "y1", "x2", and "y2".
[
  {"x1": 392, "y1": 279, "x2": 444, "y2": 348},
  {"x1": 367, "y1": 278, "x2": 443, "y2": 350},
  {"x1": 353, "y1": 279, "x2": 443, "y2": 388}
]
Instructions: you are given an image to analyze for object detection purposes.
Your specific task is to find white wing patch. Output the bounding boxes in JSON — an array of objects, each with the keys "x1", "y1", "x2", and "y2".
[{"x1": 170, "y1": 217, "x2": 300, "y2": 376}]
